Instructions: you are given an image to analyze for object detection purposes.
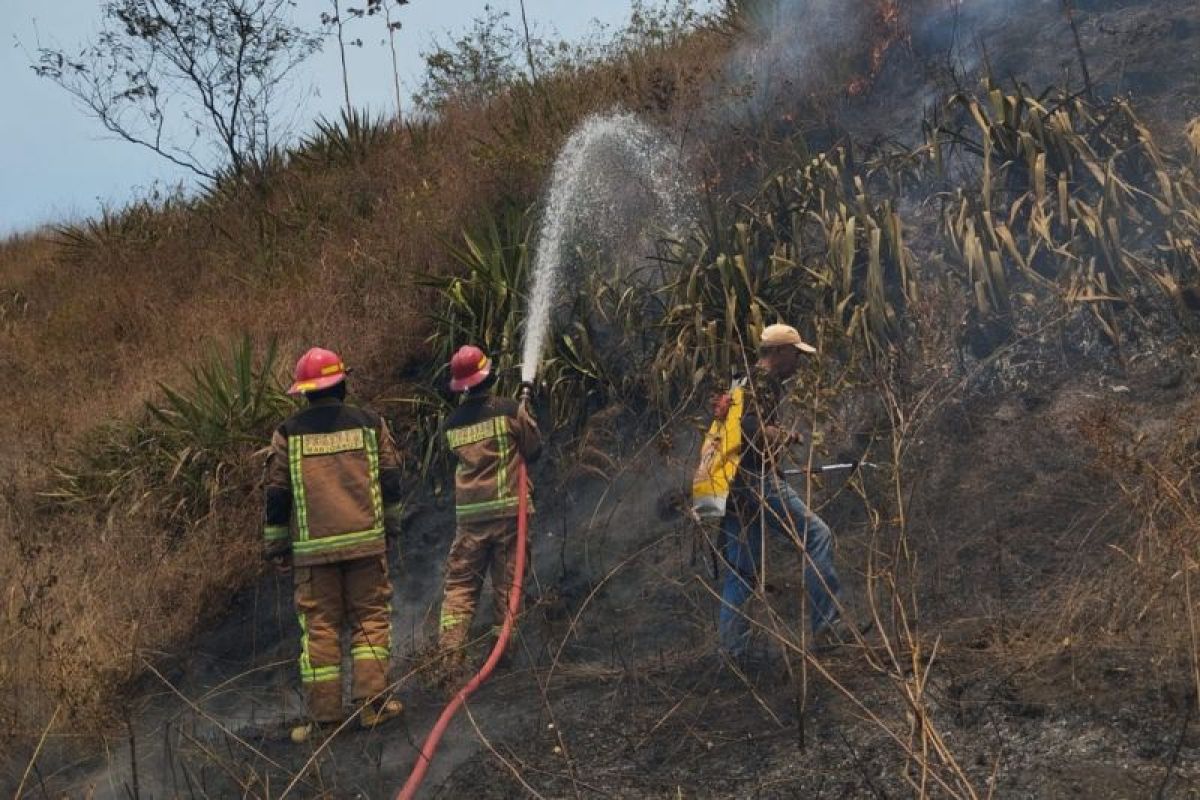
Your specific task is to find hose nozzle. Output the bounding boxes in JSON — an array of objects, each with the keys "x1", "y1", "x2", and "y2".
[{"x1": 518, "y1": 381, "x2": 534, "y2": 406}]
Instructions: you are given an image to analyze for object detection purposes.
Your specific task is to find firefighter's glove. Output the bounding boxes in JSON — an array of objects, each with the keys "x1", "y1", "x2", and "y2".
[{"x1": 263, "y1": 537, "x2": 288, "y2": 559}]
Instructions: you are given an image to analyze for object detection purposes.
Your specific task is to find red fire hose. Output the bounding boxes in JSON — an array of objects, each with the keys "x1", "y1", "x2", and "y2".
[{"x1": 395, "y1": 461, "x2": 529, "y2": 800}]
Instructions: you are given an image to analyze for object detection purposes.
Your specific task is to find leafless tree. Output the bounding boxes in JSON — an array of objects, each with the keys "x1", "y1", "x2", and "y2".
[
  {"x1": 377, "y1": 0, "x2": 411, "y2": 121},
  {"x1": 33, "y1": 0, "x2": 323, "y2": 183},
  {"x1": 323, "y1": 0, "x2": 353, "y2": 114},
  {"x1": 519, "y1": 0, "x2": 538, "y2": 85},
  {"x1": 324, "y1": 0, "x2": 411, "y2": 120}
]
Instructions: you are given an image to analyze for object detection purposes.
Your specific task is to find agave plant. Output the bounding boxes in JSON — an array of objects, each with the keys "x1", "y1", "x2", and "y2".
[
  {"x1": 419, "y1": 205, "x2": 532, "y2": 395},
  {"x1": 52, "y1": 200, "x2": 166, "y2": 265},
  {"x1": 146, "y1": 335, "x2": 291, "y2": 452},
  {"x1": 292, "y1": 107, "x2": 395, "y2": 169},
  {"x1": 417, "y1": 205, "x2": 650, "y2": 458},
  {"x1": 46, "y1": 336, "x2": 291, "y2": 531},
  {"x1": 651, "y1": 142, "x2": 917, "y2": 410}
]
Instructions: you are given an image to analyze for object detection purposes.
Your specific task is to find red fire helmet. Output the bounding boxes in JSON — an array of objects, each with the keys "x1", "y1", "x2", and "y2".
[
  {"x1": 288, "y1": 347, "x2": 348, "y2": 396},
  {"x1": 449, "y1": 345, "x2": 492, "y2": 393}
]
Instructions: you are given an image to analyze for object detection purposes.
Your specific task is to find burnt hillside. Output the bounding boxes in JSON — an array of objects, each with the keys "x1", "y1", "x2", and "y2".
[{"x1": 4, "y1": 1, "x2": 1200, "y2": 798}]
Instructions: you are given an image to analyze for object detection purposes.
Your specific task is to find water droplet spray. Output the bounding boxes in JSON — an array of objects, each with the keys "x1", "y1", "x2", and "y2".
[{"x1": 520, "y1": 112, "x2": 692, "y2": 385}]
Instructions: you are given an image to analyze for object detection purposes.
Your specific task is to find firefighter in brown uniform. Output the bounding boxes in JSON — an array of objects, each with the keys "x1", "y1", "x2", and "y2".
[
  {"x1": 436, "y1": 345, "x2": 542, "y2": 686},
  {"x1": 262, "y1": 347, "x2": 405, "y2": 743}
]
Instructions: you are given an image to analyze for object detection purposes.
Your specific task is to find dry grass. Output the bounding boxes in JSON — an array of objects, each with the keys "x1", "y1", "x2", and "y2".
[
  {"x1": 1006, "y1": 400, "x2": 1200, "y2": 697},
  {"x1": 5, "y1": 2, "x2": 1200, "y2": 794},
  {"x1": 0, "y1": 18, "x2": 739, "y2": 750}
]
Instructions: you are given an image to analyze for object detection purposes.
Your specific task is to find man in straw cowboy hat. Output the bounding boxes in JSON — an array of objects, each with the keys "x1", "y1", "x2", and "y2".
[{"x1": 717, "y1": 324, "x2": 862, "y2": 663}]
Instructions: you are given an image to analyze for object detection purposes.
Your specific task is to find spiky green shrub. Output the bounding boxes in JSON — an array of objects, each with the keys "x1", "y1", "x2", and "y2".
[
  {"x1": 52, "y1": 200, "x2": 171, "y2": 265},
  {"x1": 292, "y1": 107, "x2": 395, "y2": 169},
  {"x1": 46, "y1": 336, "x2": 291, "y2": 532},
  {"x1": 421, "y1": 205, "x2": 532, "y2": 392},
  {"x1": 414, "y1": 79, "x2": 1200, "y2": 462},
  {"x1": 418, "y1": 206, "x2": 633, "y2": 465},
  {"x1": 648, "y1": 78, "x2": 1200, "y2": 413}
]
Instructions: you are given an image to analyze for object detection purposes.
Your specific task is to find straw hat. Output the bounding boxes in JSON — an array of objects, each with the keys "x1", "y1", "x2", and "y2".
[{"x1": 759, "y1": 323, "x2": 817, "y2": 354}]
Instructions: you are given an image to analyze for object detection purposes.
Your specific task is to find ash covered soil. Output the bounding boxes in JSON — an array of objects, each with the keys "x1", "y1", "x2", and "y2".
[
  {"x1": 22, "y1": 1, "x2": 1200, "y2": 797},
  {"x1": 45, "y1": 359, "x2": 1200, "y2": 799}
]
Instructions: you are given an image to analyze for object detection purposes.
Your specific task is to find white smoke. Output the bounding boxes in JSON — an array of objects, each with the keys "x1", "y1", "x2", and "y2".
[
  {"x1": 720, "y1": 0, "x2": 873, "y2": 121},
  {"x1": 715, "y1": 0, "x2": 1073, "y2": 127}
]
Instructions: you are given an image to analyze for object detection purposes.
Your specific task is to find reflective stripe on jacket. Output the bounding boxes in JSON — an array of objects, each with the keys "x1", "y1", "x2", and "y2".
[
  {"x1": 262, "y1": 398, "x2": 404, "y2": 566},
  {"x1": 446, "y1": 394, "x2": 541, "y2": 522}
]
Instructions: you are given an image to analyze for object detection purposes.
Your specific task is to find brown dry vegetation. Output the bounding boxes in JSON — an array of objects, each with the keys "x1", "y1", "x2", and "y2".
[
  {"x1": 0, "y1": 15, "x2": 738, "y2": 746},
  {"x1": 5, "y1": 0, "x2": 1200, "y2": 796}
]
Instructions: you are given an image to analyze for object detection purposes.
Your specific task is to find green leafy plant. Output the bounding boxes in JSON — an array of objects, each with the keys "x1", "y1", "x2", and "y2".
[
  {"x1": 52, "y1": 201, "x2": 167, "y2": 265},
  {"x1": 650, "y1": 144, "x2": 915, "y2": 409},
  {"x1": 417, "y1": 206, "x2": 633, "y2": 464},
  {"x1": 292, "y1": 107, "x2": 395, "y2": 169},
  {"x1": 46, "y1": 336, "x2": 291, "y2": 532},
  {"x1": 420, "y1": 204, "x2": 532, "y2": 392}
]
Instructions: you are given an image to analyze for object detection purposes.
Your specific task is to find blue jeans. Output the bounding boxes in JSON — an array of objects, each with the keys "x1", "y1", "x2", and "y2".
[{"x1": 718, "y1": 476, "x2": 841, "y2": 657}]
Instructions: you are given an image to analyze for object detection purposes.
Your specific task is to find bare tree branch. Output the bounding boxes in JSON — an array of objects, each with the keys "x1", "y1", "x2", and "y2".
[{"x1": 32, "y1": 0, "x2": 322, "y2": 183}]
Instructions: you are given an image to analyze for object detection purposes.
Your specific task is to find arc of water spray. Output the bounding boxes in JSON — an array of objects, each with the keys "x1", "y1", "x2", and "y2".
[{"x1": 520, "y1": 112, "x2": 693, "y2": 383}]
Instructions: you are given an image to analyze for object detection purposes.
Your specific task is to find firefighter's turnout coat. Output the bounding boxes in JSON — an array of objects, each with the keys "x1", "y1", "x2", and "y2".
[
  {"x1": 438, "y1": 393, "x2": 542, "y2": 654},
  {"x1": 261, "y1": 397, "x2": 405, "y2": 721}
]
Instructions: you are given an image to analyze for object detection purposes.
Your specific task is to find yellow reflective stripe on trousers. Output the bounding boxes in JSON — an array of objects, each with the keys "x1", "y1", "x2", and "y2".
[
  {"x1": 440, "y1": 611, "x2": 470, "y2": 631},
  {"x1": 291, "y1": 527, "x2": 385, "y2": 556},
  {"x1": 455, "y1": 497, "x2": 520, "y2": 519},
  {"x1": 298, "y1": 612, "x2": 341, "y2": 683},
  {"x1": 288, "y1": 441, "x2": 310, "y2": 542},
  {"x1": 298, "y1": 611, "x2": 313, "y2": 680},
  {"x1": 300, "y1": 665, "x2": 341, "y2": 683},
  {"x1": 351, "y1": 645, "x2": 390, "y2": 662}
]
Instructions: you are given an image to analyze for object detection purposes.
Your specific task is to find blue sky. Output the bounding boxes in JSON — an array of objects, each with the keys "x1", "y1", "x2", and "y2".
[{"x1": 1, "y1": 1, "x2": 687, "y2": 236}]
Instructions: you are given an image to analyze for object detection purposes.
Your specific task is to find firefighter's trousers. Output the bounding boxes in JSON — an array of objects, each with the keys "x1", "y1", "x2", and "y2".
[
  {"x1": 438, "y1": 516, "x2": 527, "y2": 655},
  {"x1": 293, "y1": 555, "x2": 393, "y2": 722}
]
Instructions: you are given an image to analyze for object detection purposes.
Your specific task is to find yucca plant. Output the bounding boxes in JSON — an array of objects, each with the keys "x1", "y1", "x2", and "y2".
[
  {"x1": 147, "y1": 335, "x2": 291, "y2": 453},
  {"x1": 651, "y1": 226, "x2": 770, "y2": 407},
  {"x1": 419, "y1": 205, "x2": 532, "y2": 394},
  {"x1": 46, "y1": 336, "x2": 291, "y2": 532},
  {"x1": 539, "y1": 290, "x2": 636, "y2": 430},
  {"x1": 388, "y1": 385, "x2": 456, "y2": 496},
  {"x1": 652, "y1": 143, "x2": 916, "y2": 408},
  {"x1": 52, "y1": 201, "x2": 164, "y2": 265},
  {"x1": 404, "y1": 116, "x2": 439, "y2": 156},
  {"x1": 773, "y1": 148, "x2": 916, "y2": 349},
  {"x1": 292, "y1": 107, "x2": 394, "y2": 169},
  {"x1": 418, "y1": 205, "x2": 641, "y2": 460}
]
